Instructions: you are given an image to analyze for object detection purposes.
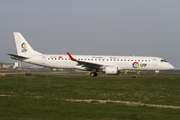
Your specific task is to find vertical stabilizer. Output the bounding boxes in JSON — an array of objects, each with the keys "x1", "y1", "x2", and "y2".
[{"x1": 14, "y1": 32, "x2": 42, "y2": 56}]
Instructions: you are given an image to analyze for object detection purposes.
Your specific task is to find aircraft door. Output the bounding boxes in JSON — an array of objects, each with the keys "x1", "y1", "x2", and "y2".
[
  {"x1": 42, "y1": 56, "x2": 46, "y2": 64},
  {"x1": 153, "y1": 59, "x2": 157, "y2": 66}
]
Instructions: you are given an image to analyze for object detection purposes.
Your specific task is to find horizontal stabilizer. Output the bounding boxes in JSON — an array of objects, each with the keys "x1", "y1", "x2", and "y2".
[{"x1": 8, "y1": 54, "x2": 29, "y2": 60}]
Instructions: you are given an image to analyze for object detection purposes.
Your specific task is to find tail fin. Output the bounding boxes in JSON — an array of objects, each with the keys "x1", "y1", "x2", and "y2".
[{"x1": 14, "y1": 32, "x2": 42, "y2": 56}]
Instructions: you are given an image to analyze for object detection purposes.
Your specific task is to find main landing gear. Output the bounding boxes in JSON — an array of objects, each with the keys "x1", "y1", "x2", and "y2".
[
  {"x1": 90, "y1": 72, "x2": 97, "y2": 77},
  {"x1": 155, "y1": 70, "x2": 159, "y2": 77},
  {"x1": 90, "y1": 69, "x2": 97, "y2": 77}
]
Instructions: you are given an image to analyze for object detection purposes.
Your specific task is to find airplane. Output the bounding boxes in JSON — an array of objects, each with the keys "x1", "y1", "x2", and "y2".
[{"x1": 8, "y1": 32, "x2": 174, "y2": 77}]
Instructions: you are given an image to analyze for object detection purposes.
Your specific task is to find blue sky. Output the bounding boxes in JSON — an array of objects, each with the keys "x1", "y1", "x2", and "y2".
[{"x1": 1, "y1": 0, "x2": 180, "y2": 69}]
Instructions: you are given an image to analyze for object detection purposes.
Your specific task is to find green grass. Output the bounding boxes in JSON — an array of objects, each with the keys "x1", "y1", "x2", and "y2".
[{"x1": 0, "y1": 72, "x2": 180, "y2": 120}]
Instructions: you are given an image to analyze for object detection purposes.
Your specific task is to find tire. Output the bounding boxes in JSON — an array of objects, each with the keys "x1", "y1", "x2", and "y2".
[
  {"x1": 90, "y1": 72, "x2": 97, "y2": 77},
  {"x1": 94, "y1": 72, "x2": 97, "y2": 76}
]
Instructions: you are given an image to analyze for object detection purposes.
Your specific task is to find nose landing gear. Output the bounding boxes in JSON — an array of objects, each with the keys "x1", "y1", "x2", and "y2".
[{"x1": 155, "y1": 70, "x2": 159, "y2": 77}]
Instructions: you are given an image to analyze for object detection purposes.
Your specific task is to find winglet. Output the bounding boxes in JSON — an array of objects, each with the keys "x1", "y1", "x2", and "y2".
[{"x1": 67, "y1": 52, "x2": 76, "y2": 61}]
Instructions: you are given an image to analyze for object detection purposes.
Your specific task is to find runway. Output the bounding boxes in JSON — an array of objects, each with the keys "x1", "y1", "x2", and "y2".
[{"x1": 0, "y1": 71, "x2": 69, "y2": 74}]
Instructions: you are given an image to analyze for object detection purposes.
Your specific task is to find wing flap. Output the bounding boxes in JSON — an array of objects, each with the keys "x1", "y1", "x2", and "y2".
[{"x1": 77, "y1": 61, "x2": 102, "y2": 68}]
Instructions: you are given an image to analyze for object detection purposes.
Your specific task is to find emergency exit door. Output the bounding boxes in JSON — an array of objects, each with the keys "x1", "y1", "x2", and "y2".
[
  {"x1": 153, "y1": 59, "x2": 157, "y2": 66},
  {"x1": 42, "y1": 56, "x2": 46, "y2": 64}
]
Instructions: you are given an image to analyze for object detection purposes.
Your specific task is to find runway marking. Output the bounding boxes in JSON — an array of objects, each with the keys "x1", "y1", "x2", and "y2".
[
  {"x1": 63, "y1": 99, "x2": 180, "y2": 109},
  {"x1": 0, "y1": 94, "x2": 11, "y2": 96}
]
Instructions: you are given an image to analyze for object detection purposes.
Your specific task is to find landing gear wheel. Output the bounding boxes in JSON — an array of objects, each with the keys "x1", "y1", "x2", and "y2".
[
  {"x1": 90, "y1": 72, "x2": 97, "y2": 77},
  {"x1": 155, "y1": 70, "x2": 159, "y2": 77}
]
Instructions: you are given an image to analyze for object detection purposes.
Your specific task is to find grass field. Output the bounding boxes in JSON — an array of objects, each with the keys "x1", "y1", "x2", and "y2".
[{"x1": 0, "y1": 72, "x2": 180, "y2": 120}]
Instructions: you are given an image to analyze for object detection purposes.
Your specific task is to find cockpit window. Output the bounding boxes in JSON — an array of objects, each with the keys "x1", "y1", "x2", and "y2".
[{"x1": 161, "y1": 60, "x2": 167, "y2": 62}]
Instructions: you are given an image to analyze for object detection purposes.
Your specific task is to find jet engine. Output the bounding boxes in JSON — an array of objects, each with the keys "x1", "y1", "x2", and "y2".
[{"x1": 105, "y1": 66, "x2": 118, "y2": 74}]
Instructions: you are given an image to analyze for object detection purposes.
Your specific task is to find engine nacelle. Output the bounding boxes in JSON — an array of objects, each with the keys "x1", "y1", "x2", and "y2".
[{"x1": 105, "y1": 66, "x2": 118, "y2": 74}]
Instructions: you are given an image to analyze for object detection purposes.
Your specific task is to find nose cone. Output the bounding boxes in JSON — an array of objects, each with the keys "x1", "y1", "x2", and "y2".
[{"x1": 169, "y1": 64, "x2": 174, "y2": 70}]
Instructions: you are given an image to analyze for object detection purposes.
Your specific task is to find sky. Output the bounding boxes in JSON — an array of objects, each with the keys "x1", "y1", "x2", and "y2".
[{"x1": 0, "y1": 0, "x2": 180, "y2": 69}]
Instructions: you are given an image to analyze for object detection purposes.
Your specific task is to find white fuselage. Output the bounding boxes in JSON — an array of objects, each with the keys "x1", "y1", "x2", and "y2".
[
  {"x1": 9, "y1": 32, "x2": 174, "y2": 75},
  {"x1": 23, "y1": 54, "x2": 174, "y2": 71}
]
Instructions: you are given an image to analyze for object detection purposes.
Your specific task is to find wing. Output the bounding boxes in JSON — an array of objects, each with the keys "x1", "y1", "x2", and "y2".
[
  {"x1": 8, "y1": 54, "x2": 29, "y2": 60},
  {"x1": 67, "y1": 52, "x2": 103, "y2": 69}
]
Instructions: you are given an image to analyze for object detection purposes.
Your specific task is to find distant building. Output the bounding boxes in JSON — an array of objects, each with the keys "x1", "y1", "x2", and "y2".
[
  {"x1": 14, "y1": 62, "x2": 19, "y2": 68},
  {"x1": 0, "y1": 62, "x2": 15, "y2": 69},
  {"x1": 0, "y1": 62, "x2": 2, "y2": 68}
]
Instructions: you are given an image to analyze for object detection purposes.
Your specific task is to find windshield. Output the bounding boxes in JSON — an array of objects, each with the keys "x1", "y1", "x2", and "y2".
[{"x1": 161, "y1": 59, "x2": 167, "y2": 62}]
